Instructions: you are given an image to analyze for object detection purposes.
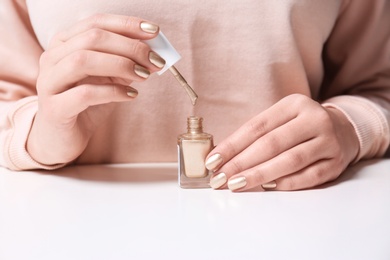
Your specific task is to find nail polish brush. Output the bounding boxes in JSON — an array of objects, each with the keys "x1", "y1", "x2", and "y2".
[{"x1": 145, "y1": 31, "x2": 198, "y2": 105}]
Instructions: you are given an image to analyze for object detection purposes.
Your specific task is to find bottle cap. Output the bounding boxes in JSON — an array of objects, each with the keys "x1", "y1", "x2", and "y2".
[{"x1": 144, "y1": 31, "x2": 181, "y2": 75}]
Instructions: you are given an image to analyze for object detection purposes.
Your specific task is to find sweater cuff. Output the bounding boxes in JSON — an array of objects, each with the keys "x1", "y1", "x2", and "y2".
[
  {"x1": 4, "y1": 96, "x2": 66, "y2": 170},
  {"x1": 322, "y1": 95, "x2": 390, "y2": 163}
]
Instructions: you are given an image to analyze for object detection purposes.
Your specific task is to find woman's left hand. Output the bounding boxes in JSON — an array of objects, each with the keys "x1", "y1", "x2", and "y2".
[{"x1": 205, "y1": 94, "x2": 360, "y2": 192}]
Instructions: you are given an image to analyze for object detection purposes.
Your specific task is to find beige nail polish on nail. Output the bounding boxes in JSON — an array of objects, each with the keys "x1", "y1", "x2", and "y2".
[
  {"x1": 134, "y1": 64, "x2": 150, "y2": 78},
  {"x1": 149, "y1": 52, "x2": 166, "y2": 69},
  {"x1": 261, "y1": 181, "x2": 277, "y2": 189},
  {"x1": 228, "y1": 176, "x2": 247, "y2": 191},
  {"x1": 205, "y1": 153, "x2": 223, "y2": 171},
  {"x1": 210, "y1": 173, "x2": 227, "y2": 189},
  {"x1": 126, "y1": 86, "x2": 138, "y2": 98},
  {"x1": 140, "y1": 22, "x2": 159, "y2": 34}
]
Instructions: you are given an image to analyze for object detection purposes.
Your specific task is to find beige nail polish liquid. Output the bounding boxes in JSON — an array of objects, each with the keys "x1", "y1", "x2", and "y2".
[{"x1": 178, "y1": 116, "x2": 213, "y2": 188}]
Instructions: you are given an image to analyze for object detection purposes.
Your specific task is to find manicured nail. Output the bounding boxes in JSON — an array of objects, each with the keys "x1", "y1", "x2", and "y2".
[
  {"x1": 205, "y1": 153, "x2": 223, "y2": 171},
  {"x1": 140, "y1": 22, "x2": 159, "y2": 34},
  {"x1": 209, "y1": 173, "x2": 227, "y2": 189},
  {"x1": 261, "y1": 181, "x2": 277, "y2": 189},
  {"x1": 126, "y1": 86, "x2": 138, "y2": 98},
  {"x1": 149, "y1": 52, "x2": 166, "y2": 69},
  {"x1": 134, "y1": 64, "x2": 150, "y2": 78},
  {"x1": 228, "y1": 176, "x2": 247, "y2": 191}
]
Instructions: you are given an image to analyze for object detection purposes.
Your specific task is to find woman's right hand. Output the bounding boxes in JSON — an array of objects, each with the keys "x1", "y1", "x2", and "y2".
[{"x1": 27, "y1": 14, "x2": 166, "y2": 165}]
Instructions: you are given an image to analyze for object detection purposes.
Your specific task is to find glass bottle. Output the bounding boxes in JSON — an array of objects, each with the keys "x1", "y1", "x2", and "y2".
[{"x1": 178, "y1": 116, "x2": 213, "y2": 188}]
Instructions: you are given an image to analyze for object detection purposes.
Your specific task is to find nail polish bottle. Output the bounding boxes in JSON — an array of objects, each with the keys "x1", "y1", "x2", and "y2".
[{"x1": 178, "y1": 116, "x2": 213, "y2": 188}]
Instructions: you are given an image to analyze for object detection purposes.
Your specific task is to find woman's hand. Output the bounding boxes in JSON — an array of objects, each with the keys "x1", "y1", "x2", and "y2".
[
  {"x1": 27, "y1": 14, "x2": 166, "y2": 165},
  {"x1": 205, "y1": 94, "x2": 360, "y2": 191}
]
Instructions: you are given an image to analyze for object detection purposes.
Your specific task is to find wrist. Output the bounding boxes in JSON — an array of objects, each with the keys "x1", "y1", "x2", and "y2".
[
  {"x1": 324, "y1": 106, "x2": 360, "y2": 164},
  {"x1": 26, "y1": 114, "x2": 84, "y2": 165}
]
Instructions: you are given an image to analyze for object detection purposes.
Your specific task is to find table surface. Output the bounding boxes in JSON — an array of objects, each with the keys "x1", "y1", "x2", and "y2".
[{"x1": 0, "y1": 159, "x2": 389, "y2": 260}]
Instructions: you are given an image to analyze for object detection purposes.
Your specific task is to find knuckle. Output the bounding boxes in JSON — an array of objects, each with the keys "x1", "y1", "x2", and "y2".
[
  {"x1": 246, "y1": 118, "x2": 268, "y2": 138},
  {"x1": 110, "y1": 85, "x2": 120, "y2": 98},
  {"x1": 284, "y1": 177, "x2": 297, "y2": 190},
  {"x1": 123, "y1": 16, "x2": 138, "y2": 30},
  {"x1": 262, "y1": 134, "x2": 281, "y2": 155},
  {"x1": 253, "y1": 170, "x2": 267, "y2": 184},
  {"x1": 77, "y1": 85, "x2": 94, "y2": 102},
  {"x1": 310, "y1": 167, "x2": 327, "y2": 185},
  {"x1": 68, "y1": 50, "x2": 89, "y2": 70},
  {"x1": 130, "y1": 40, "x2": 148, "y2": 55},
  {"x1": 279, "y1": 175, "x2": 302, "y2": 191},
  {"x1": 230, "y1": 158, "x2": 244, "y2": 173},
  {"x1": 286, "y1": 151, "x2": 306, "y2": 169},
  {"x1": 290, "y1": 93, "x2": 305, "y2": 101},
  {"x1": 290, "y1": 94, "x2": 321, "y2": 114},
  {"x1": 82, "y1": 28, "x2": 106, "y2": 47},
  {"x1": 87, "y1": 13, "x2": 106, "y2": 28},
  {"x1": 297, "y1": 94, "x2": 311, "y2": 104},
  {"x1": 289, "y1": 94, "x2": 309, "y2": 107},
  {"x1": 115, "y1": 57, "x2": 132, "y2": 72},
  {"x1": 220, "y1": 140, "x2": 238, "y2": 158}
]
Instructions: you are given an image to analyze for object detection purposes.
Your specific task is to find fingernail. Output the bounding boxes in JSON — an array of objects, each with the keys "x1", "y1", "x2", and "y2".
[
  {"x1": 205, "y1": 153, "x2": 223, "y2": 171},
  {"x1": 149, "y1": 52, "x2": 166, "y2": 69},
  {"x1": 209, "y1": 173, "x2": 227, "y2": 189},
  {"x1": 140, "y1": 22, "x2": 159, "y2": 34},
  {"x1": 261, "y1": 181, "x2": 277, "y2": 189},
  {"x1": 228, "y1": 176, "x2": 247, "y2": 191},
  {"x1": 134, "y1": 64, "x2": 150, "y2": 78},
  {"x1": 126, "y1": 86, "x2": 138, "y2": 98}
]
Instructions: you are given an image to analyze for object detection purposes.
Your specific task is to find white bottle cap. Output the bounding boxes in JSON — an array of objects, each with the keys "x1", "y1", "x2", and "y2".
[{"x1": 144, "y1": 31, "x2": 181, "y2": 75}]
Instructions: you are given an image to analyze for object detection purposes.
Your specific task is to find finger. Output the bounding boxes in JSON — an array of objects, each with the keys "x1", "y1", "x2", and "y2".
[
  {"x1": 209, "y1": 115, "x2": 316, "y2": 189},
  {"x1": 46, "y1": 84, "x2": 138, "y2": 119},
  {"x1": 43, "y1": 29, "x2": 165, "y2": 71},
  {"x1": 226, "y1": 137, "x2": 329, "y2": 192},
  {"x1": 76, "y1": 76, "x2": 133, "y2": 87},
  {"x1": 39, "y1": 50, "x2": 150, "y2": 95},
  {"x1": 49, "y1": 14, "x2": 159, "y2": 48},
  {"x1": 272, "y1": 159, "x2": 341, "y2": 191},
  {"x1": 205, "y1": 95, "x2": 305, "y2": 172}
]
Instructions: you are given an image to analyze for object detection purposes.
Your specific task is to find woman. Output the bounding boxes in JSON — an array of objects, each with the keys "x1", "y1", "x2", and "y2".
[{"x1": 1, "y1": 0, "x2": 389, "y2": 192}]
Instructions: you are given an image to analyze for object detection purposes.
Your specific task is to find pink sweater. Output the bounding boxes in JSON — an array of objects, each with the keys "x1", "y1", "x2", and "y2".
[{"x1": 1, "y1": 0, "x2": 389, "y2": 170}]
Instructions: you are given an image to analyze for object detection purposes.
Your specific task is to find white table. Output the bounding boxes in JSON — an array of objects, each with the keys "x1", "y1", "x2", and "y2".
[{"x1": 0, "y1": 159, "x2": 389, "y2": 260}]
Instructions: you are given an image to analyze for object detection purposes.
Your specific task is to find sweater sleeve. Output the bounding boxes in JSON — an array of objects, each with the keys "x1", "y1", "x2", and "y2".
[
  {"x1": 0, "y1": 0, "x2": 65, "y2": 170},
  {"x1": 320, "y1": 0, "x2": 390, "y2": 163}
]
